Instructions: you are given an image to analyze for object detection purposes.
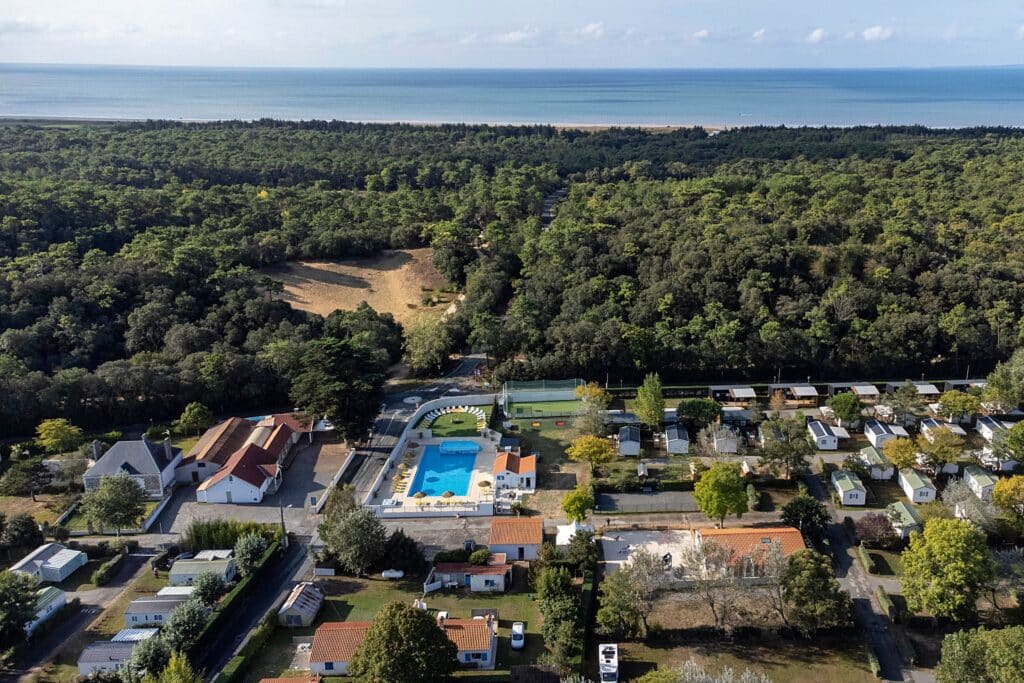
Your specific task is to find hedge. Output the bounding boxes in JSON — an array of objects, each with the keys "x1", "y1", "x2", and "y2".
[
  {"x1": 746, "y1": 484, "x2": 759, "y2": 511},
  {"x1": 196, "y1": 539, "x2": 280, "y2": 656},
  {"x1": 657, "y1": 479, "x2": 695, "y2": 491},
  {"x1": 210, "y1": 656, "x2": 246, "y2": 683},
  {"x1": 867, "y1": 647, "x2": 881, "y2": 679},
  {"x1": 856, "y1": 545, "x2": 875, "y2": 574},
  {"x1": 874, "y1": 586, "x2": 894, "y2": 620},
  {"x1": 91, "y1": 553, "x2": 125, "y2": 586}
]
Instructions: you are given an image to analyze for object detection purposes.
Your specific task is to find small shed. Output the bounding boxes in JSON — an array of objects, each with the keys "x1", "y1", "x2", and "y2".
[
  {"x1": 886, "y1": 501, "x2": 923, "y2": 540},
  {"x1": 712, "y1": 427, "x2": 739, "y2": 454},
  {"x1": 858, "y1": 446, "x2": 894, "y2": 480},
  {"x1": 278, "y1": 582, "x2": 324, "y2": 627},
  {"x1": 618, "y1": 426, "x2": 641, "y2": 457},
  {"x1": 807, "y1": 421, "x2": 838, "y2": 450},
  {"x1": 664, "y1": 424, "x2": 689, "y2": 455},
  {"x1": 831, "y1": 470, "x2": 866, "y2": 506},
  {"x1": 169, "y1": 557, "x2": 237, "y2": 586},
  {"x1": 899, "y1": 469, "x2": 936, "y2": 504},
  {"x1": 11, "y1": 543, "x2": 88, "y2": 584},
  {"x1": 964, "y1": 465, "x2": 998, "y2": 502}
]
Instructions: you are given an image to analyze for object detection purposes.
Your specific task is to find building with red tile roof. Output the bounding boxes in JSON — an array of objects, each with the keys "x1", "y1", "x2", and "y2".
[
  {"x1": 438, "y1": 615, "x2": 497, "y2": 669},
  {"x1": 308, "y1": 622, "x2": 372, "y2": 676},
  {"x1": 428, "y1": 554, "x2": 511, "y2": 592},
  {"x1": 488, "y1": 518, "x2": 544, "y2": 561},
  {"x1": 493, "y1": 452, "x2": 537, "y2": 493},
  {"x1": 693, "y1": 526, "x2": 806, "y2": 578},
  {"x1": 195, "y1": 443, "x2": 281, "y2": 504}
]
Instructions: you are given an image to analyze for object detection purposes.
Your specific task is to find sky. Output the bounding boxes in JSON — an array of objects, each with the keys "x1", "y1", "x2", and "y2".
[{"x1": 2, "y1": 0, "x2": 1024, "y2": 69}]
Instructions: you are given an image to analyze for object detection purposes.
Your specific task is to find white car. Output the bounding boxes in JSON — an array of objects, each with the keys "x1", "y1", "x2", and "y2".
[
  {"x1": 381, "y1": 569, "x2": 404, "y2": 580},
  {"x1": 510, "y1": 622, "x2": 525, "y2": 650}
]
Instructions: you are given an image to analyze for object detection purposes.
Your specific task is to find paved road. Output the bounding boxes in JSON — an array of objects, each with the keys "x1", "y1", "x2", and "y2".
[{"x1": 803, "y1": 472, "x2": 934, "y2": 683}]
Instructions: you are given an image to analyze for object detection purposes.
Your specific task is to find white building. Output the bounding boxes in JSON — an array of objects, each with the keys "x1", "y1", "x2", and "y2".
[
  {"x1": 899, "y1": 469, "x2": 936, "y2": 504},
  {"x1": 858, "y1": 446, "x2": 895, "y2": 480},
  {"x1": 439, "y1": 615, "x2": 498, "y2": 670},
  {"x1": 169, "y1": 557, "x2": 237, "y2": 586},
  {"x1": 426, "y1": 555, "x2": 511, "y2": 593},
  {"x1": 487, "y1": 517, "x2": 543, "y2": 562},
  {"x1": 84, "y1": 438, "x2": 181, "y2": 499},
  {"x1": 831, "y1": 470, "x2": 866, "y2": 506},
  {"x1": 919, "y1": 418, "x2": 967, "y2": 443},
  {"x1": 309, "y1": 622, "x2": 371, "y2": 676},
  {"x1": 618, "y1": 426, "x2": 641, "y2": 456},
  {"x1": 556, "y1": 520, "x2": 595, "y2": 548},
  {"x1": 886, "y1": 501, "x2": 923, "y2": 541},
  {"x1": 111, "y1": 629, "x2": 160, "y2": 643},
  {"x1": 964, "y1": 465, "x2": 998, "y2": 501},
  {"x1": 195, "y1": 443, "x2": 281, "y2": 504},
  {"x1": 712, "y1": 426, "x2": 739, "y2": 454},
  {"x1": 664, "y1": 424, "x2": 689, "y2": 455},
  {"x1": 807, "y1": 420, "x2": 838, "y2": 450},
  {"x1": 26, "y1": 586, "x2": 66, "y2": 634},
  {"x1": 850, "y1": 384, "x2": 881, "y2": 402},
  {"x1": 11, "y1": 543, "x2": 87, "y2": 584},
  {"x1": 492, "y1": 451, "x2": 537, "y2": 493},
  {"x1": 78, "y1": 642, "x2": 137, "y2": 676},
  {"x1": 864, "y1": 419, "x2": 909, "y2": 448},
  {"x1": 278, "y1": 582, "x2": 324, "y2": 627},
  {"x1": 124, "y1": 595, "x2": 191, "y2": 627}
]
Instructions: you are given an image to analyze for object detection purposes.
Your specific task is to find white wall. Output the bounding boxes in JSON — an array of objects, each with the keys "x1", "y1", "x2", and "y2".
[{"x1": 198, "y1": 475, "x2": 266, "y2": 504}]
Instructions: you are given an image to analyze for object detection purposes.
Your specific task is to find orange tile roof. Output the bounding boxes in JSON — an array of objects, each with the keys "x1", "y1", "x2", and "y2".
[
  {"x1": 260, "y1": 677, "x2": 318, "y2": 683},
  {"x1": 186, "y1": 417, "x2": 255, "y2": 465},
  {"x1": 309, "y1": 622, "x2": 372, "y2": 664},
  {"x1": 493, "y1": 452, "x2": 537, "y2": 476},
  {"x1": 259, "y1": 412, "x2": 312, "y2": 433},
  {"x1": 697, "y1": 527, "x2": 806, "y2": 561},
  {"x1": 439, "y1": 618, "x2": 493, "y2": 652},
  {"x1": 488, "y1": 517, "x2": 543, "y2": 546},
  {"x1": 261, "y1": 423, "x2": 295, "y2": 458},
  {"x1": 197, "y1": 443, "x2": 278, "y2": 490},
  {"x1": 434, "y1": 562, "x2": 510, "y2": 576}
]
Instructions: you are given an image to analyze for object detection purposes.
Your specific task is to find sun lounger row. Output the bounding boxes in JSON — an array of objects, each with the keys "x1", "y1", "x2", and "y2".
[{"x1": 422, "y1": 406, "x2": 488, "y2": 427}]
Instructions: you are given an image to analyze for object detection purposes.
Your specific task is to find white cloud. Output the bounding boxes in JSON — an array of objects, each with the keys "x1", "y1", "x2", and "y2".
[
  {"x1": 574, "y1": 22, "x2": 605, "y2": 40},
  {"x1": 493, "y1": 27, "x2": 539, "y2": 45},
  {"x1": 806, "y1": 27, "x2": 825, "y2": 44},
  {"x1": 692, "y1": 28, "x2": 709, "y2": 40},
  {"x1": 862, "y1": 25, "x2": 893, "y2": 42},
  {"x1": 0, "y1": 18, "x2": 44, "y2": 35},
  {"x1": 459, "y1": 33, "x2": 479, "y2": 45},
  {"x1": 751, "y1": 28, "x2": 765, "y2": 43},
  {"x1": 1015, "y1": 24, "x2": 1024, "y2": 40}
]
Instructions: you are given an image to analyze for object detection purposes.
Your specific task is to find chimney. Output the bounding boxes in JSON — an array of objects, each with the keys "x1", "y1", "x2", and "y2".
[
  {"x1": 164, "y1": 437, "x2": 173, "y2": 460},
  {"x1": 91, "y1": 440, "x2": 102, "y2": 460}
]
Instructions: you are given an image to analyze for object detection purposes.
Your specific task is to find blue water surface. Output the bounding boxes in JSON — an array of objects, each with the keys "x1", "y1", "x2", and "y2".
[
  {"x1": 4, "y1": 64, "x2": 1024, "y2": 126},
  {"x1": 408, "y1": 441, "x2": 480, "y2": 497}
]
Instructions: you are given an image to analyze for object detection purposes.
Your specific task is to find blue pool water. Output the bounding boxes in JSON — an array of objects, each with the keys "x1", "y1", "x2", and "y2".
[{"x1": 408, "y1": 441, "x2": 480, "y2": 497}]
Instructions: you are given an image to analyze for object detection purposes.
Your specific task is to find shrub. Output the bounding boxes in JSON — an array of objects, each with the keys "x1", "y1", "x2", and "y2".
[
  {"x1": 468, "y1": 548, "x2": 491, "y2": 565},
  {"x1": 92, "y1": 553, "x2": 125, "y2": 586},
  {"x1": 182, "y1": 519, "x2": 278, "y2": 552},
  {"x1": 875, "y1": 585, "x2": 894, "y2": 619},
  {"x1": 746, "y1": 484, "x2": 759, "y2": 511},
  {"x1": 856, "y1": 544, "x2": 876, "y2": 574},
  {"x1": 856, "y1": 513, "x2": 900, "y2": 550},
  {"x1": 432, "y1": 548, "x2": 470, "y2": 563},
  {"x1": 234, "y1": 533, "x2": 270, "y2": 578},
  {"x1": 867, "y1": 647, "x2": 881, "y2": 679}
]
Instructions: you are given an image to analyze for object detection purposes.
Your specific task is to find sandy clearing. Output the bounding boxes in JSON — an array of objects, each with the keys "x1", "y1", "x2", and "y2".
[{"x1": 264, "y1": 248, "x2": 451, "y2": 323}]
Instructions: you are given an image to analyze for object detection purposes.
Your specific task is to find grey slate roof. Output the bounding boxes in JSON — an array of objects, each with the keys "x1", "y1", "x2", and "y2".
[
  {"x1": 125, "y1": 595, "x2": 190, "y2": 616},
  {"x1": 808, "y1": 421, "x2": 834, "y2": 438},
  {"x1": 78, "y1": 641, "x2": 136, "y2": 663},
  {"x1": 86, "y1": 438, "x2": 180, "y2": 477},
  {"x1": 619, "y1": 426, "x2": 640, "y2": 443}
]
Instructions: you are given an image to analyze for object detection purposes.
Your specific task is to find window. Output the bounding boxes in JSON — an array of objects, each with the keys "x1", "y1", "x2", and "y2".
[
  {"x1": 154, "y1": 615, "x2": 162, "y2": 621},
  {"x1": 471, "y1": 653, "x2": 482, "y2": 660},
  {"x1": 484, "y1": 579, "x2": 495, "y2": 587},
  {"x1": 324, "y1": 662, "x2": 334, "y2": 671},
  {"x1": 198, "y1": 463, "x2": 206, "y2": 468},
  {"x1": 131, "y1": 616, "x2": 137, "y2": 622}
]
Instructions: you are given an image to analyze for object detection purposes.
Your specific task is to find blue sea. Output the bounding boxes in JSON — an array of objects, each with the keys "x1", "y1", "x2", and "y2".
[{"x1": 3, "y1": 63, "x2": 1024, "y2": 127}]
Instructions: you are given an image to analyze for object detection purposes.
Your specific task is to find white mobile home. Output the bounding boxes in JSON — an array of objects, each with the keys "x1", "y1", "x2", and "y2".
[
  {"x1": 124, "y1": 595, "x2": 190, "y2": 627},
  {"x1": 664, "y1": 424, "x2": 689, "y2": 455},
  {"x1": 831, "y1": 470, "x2": 866, "y2": 506},
  {"x1": 899, "y1": 469, "x2": 936, "y2": 504},
  {"x1": 11, "y1": 543, "x2": 87, "y2": 584},
  {"x1": 78, "y1": 642, "x2": 136, "y2": 676},
  {"x1": 919, "y1": 418, "x2": 967, "y2": 443},
  {"x1": 169, "y1": 557, "x2": 236, "y2": 586},
  {"x1": 26, "y1": 586, "x2": 66, "y2": 634},
  {"x1": 712, "y1": 426, "x2": 739, "y2": 454},
  {"x1": 807, "y1": 420, "x2": 838, "y2": 450},
  {"x1": 617, "y1": 426, "x2": 641, "y2": 456},
  {"x1": 858, "y1": 446, "x2": 895, "y2": 480},
  {"x1": 886, "y1": 501, "x2": 923, "y2": 540},
  {"x1": 964, "y1": 465, "x2": 998, "y2": 501},
  {"x1": 864, "y1": 420, "x2": 909, "y2": 448}
]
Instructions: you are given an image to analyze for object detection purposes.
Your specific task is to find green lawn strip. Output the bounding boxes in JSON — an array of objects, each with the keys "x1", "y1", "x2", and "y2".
[
  {"x1": 64, "y1": 500, "x2": 160, "y2": 532},
  {"x1": 508, "y1": 400, "x2": 580, "y2": 417},
  {"x1": 866, "y1": 549, "x2": 903, "y2": 576}
]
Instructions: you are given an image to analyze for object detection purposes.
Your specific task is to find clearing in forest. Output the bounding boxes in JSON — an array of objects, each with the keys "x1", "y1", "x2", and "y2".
[{"x1": 264, "y1": 248, "x2": 453, "y2": 323}]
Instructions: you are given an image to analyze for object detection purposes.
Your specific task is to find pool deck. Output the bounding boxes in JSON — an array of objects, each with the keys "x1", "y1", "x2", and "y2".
[{"x1": 368, "y1": 436, "x2": 497, "y2": 516}]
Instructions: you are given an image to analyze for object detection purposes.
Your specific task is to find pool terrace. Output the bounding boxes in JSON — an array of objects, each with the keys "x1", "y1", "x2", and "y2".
[{"x1": 367, "y1": 436, "x2": 497, "y2": 517}]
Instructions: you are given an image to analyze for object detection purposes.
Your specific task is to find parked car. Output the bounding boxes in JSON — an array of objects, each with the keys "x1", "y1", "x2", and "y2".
[
  {"x1": 511, "y1": 622, "x2": 525, "y2": 650},
  {"x1": 381, "y1": 569, "x2": 404, "y2": 580}
]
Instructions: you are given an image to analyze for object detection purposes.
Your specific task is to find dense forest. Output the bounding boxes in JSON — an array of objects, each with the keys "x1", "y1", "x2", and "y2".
[{"x1": 1, "y1": 121, "x2": 1023, "y2": 435}]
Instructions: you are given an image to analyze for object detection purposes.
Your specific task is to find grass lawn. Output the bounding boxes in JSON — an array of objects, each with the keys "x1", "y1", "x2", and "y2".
[
  {"x1": 250, "y1": 575, "x2": 544, "y2": 681},
  {"x1": 507, "y1": 400, "x2": 580, "y2": 418},
  {"x1": 866, "y1": 480, "x2": 906, "y2": 508},
  {"x1": 172, "y1": 435, "x2": 200, "y2": 453},
  {"x1": 867, "y1": 548, "x2": 904, "y2": 576},
  {"x1": 757, "y1": 484, "x2": 800, "y2": 511},
  {"x1": 0, "y1": 494, "x2": 65, "y2": 526},
  {"x1": 37, "y1": 566, "x2": 167, "y2": 683},
  {"x1": 424, "y1": 412, "x2": 483, "y2": 437},
  {"x1": 63, "y1": 499, "x2": 160, "y2": 532},
  {"x1": 55, "y1": 559, "x2": 106, "y2": 592},
  {"x1": 616, "y1": 634, "x2": 875, "y2": 683},
  {"x1": 512, "y1": 425, "x2": 585, "y2": 518}
]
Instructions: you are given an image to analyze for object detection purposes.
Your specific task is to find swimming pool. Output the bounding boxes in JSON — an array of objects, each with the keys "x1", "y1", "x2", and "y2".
[{"x1": 408, "y1": 441, "x2": 481, "y2": 497}]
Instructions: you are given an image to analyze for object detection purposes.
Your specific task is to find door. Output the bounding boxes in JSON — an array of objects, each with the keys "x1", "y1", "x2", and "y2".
[
  {"x1": 517, "y1": 547, "x2": 525, "y2": 561},
  {"x1": 191, "y1": 471, "x2": 200, "y2": 483},
  {"x1": 226, "y1": 490, "x2": 232, "y2": 503},
  {"x1": 464, "y1": 574, "x2": 471, "y2": 587}
]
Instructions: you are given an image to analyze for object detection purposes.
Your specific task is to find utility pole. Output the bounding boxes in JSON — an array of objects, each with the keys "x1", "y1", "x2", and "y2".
[{"x1": 279, "y1": 494, "x2": 288, "y2": 549}]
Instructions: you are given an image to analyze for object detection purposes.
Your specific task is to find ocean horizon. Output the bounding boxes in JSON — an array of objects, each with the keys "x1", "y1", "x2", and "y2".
[{"x1": 4, "y1": 63, "x2": 1024, "y2": 127}]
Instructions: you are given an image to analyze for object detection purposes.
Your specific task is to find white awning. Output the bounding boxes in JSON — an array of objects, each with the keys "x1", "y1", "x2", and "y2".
[
  {"x1": 729, "y1": 387, "x2": 757, "y2": 399},
  {"x1": 790, "y1": 385, "x2": 818, "y2": 397},
  {"x1": 851, "y1": 384, "x2": 880, "y2": 396},
  {"x1": 831, "y1": 426, "x2": 851, "y2": 439},
  {"x1": 913, "y1": 383, "x2": 941, "y2": 396}
]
